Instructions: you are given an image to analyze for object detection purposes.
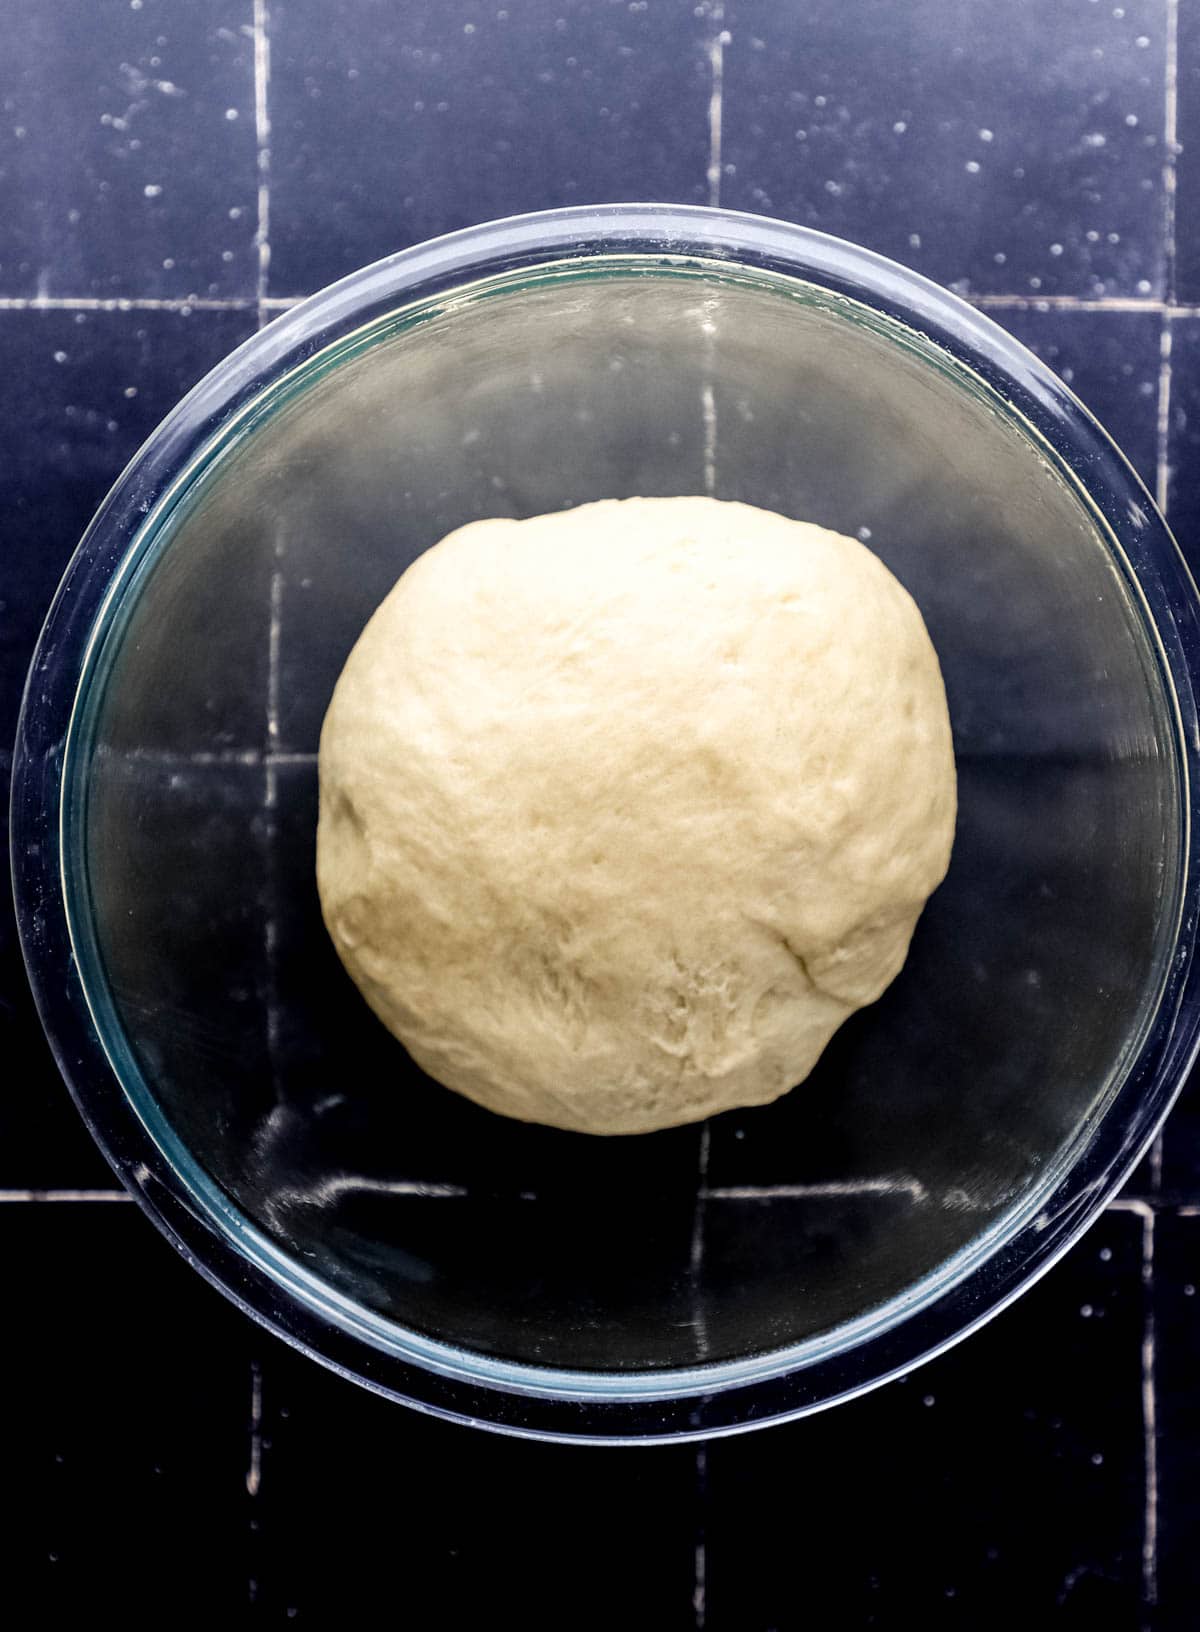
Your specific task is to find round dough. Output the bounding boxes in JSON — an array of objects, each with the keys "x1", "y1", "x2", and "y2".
[{"x1": 317, "y1": 496, "x2": 956, "y2": 1135}]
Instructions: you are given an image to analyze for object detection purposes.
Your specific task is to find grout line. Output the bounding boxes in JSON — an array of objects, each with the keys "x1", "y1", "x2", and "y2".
[
  {"x1": 1106, "y1": 1195, "x2": 1158, "y2": 1612},
  {"x1": 93, "y1": 746, "x2": 318, "y2": 767},
  {"x1": 1165, "y1": 0, "x2": 1179, "y2": 307},
  {"x1": 1109, "y1": 1198, "x2": 1155, "y2": 1216},
  {"x1": 701, "y1": 381, "x2": 717, "y2": 497},
  {"x1": 972, "y1": 294, "x2": 1165, "y2": 313},
  {"x1": 1141, "y1": 1206, "x2": 1159, "y2": 1614},
  {"x1": 704, "y1": 1178, "x2": 928, "y2": 1202},
  {"x1": 705, "y1": 8, "x2": 726, "y2": 211},
  {"x1": 2, "y1": 1184, "x2": 1197, "y2": 1213},
  {"x1": 246, "y1": 1359, "x2": 263, "y2": 1498},
  {"x1": 252, "y1": 0, "x2": 272, "y2": 325},
  {"x1": 700, "y1": 8, "x2": 726, "y2": 502},
  {"x1": 11, "y1": 291, "x2": 1200, "y2": 318},
  {"x1": 1156, "y1": 0, "x2": 1179, "y2": 519},
  {"x1": 0, "y1": 1188, "x2": 131, "y2": 1202},
  {"x1": 690, "y1": 1124, "x2": 712, "y2": 1363},
  {"x1": 690, "y1": 1122, "x2": 713, "y2": 1628},
  {"x1": 693, "y1": 1445, "x2": 709, "y2": 1630},
  {"x1": 1156, "y1": 319, "x2": 1174, "y2": 515},
  {"x1": 263, "y1": 533, "x2": 284, "y2": 1082},
  {"x1": 267, "y1": 564, "x2": 283, "y2": 751},
  {"x1": 0, "y1": 296, "x2": 259, "y2": 313}
]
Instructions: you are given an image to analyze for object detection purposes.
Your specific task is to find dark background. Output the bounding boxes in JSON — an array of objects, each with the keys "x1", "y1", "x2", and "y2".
[{"x1": 3, "y1": 0, "x2": 1200, "y2": 1623}]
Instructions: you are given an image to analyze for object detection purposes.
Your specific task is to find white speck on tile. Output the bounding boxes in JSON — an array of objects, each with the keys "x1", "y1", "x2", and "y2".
[
  {"x1": 824, "y1": 178, "x2": 842, "y2": 194},
  {"x1": 1081, "y1": 1303, "x2": 1094, "y2": 1318},
  {"x1": 1126, "y1": 113, "x2": 1139, "y2": 127},
  {"x1": 856, "y1": 525, "x2": 872, "y2": 541},
  {"x1": 1137, "y1": 278, "x2": 1152, "y2": 293},
  {"x1": 908, "y1": 232, "x2": 921, "y2": 249},
  {"x1": 162, "y1": 256, "x2": 175, "y2": 269},
  {"x1": 965, "y1": 159, "x2": 981, "y2": 173},
  {"x1": 123, "y1": 386, "x2": 137, "y2": 398},
  {"x1": 143, "y1": 183, "x2": 162, "y2": 198},
  {"x1": 1084, "y1": 131, "x2": 1107, "y2": 148},
  {"x1": 1092, "y1": 1451, "x2": 1105, "y2": 1465},
  {"x1": 993, "y1": 251, "x2": 1007, "y2": 264},
  {"x1": 1108, "y1": 231, "x2": 1121, "y2": 243},
  {"x1": 1136, "y1": 34, "x2": 1150, "y2": 48},
  {"x1": 52, "y1": 350, "x2": 68, "y2": 364},
  {"x1": 979, "y1": 127, "x2": 994, "y2": 142},
  {"x1": 1099, "y1": 1245, "x2": 1112, "y2": 1261},
  {"x1": 225, "y1": 106, "x2": 239, "y2": 120},
  {"x1": 922, "y1": 1394, "x2": 935, "y2": 1407},
  {"x1": 892, "y1": 119, "x2": 907, "y2": 134}
]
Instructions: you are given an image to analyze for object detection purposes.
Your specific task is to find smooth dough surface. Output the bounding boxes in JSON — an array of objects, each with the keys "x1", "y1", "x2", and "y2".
[{"x1": 317, "y1": 496, "x2": 956, "y2": 1135}]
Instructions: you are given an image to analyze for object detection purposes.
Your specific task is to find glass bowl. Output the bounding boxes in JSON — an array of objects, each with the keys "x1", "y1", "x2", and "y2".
[{"x1": 12, "y1": 205, "x2": 1200, "y2": 1443}]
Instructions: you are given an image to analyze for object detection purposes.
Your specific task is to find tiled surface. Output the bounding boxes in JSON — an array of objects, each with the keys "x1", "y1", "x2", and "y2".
[
  {"x1": 1155, "y1": 1212, "x2": 1200, "y2": 1627},
  {"x1": 999, "y1": 307, "x2": 1162, "y2": 491},
  {"x1": 266, "y1": 0, "x2": 714, "y2": 296},
  {"x1": 706, "y1": 1210, "x2": 1147, "y2": 1624},
  {"x1": 1175, "y1": 0, "x2": 1200, "y2": 302},
  {"x1": 249, "y1": 1334, "x2": 699, "y2": 1622},
  {"x1": 0, "y1": 306, "x2": 256, "y2": 1186},
  {"x1": 0, "y1": 0, "x2": 258, "y2": 299},
  {"x1": 721, "y1": 0, "x2": 1170, "y2": 300},
  {"x1": 3, "y1": 0, "x2": 1199, "y2": 1624},
  {"x1": 6, "y1": 1202, "x2": 253, "y2": 1616}
]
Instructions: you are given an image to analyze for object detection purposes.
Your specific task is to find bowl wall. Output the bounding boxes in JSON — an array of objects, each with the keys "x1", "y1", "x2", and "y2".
[{"x1": 71, "y1": 256, "x2": 1179, "y2": 1372}]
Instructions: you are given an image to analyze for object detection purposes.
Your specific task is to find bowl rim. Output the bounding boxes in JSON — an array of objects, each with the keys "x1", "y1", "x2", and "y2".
[{"x1": 11, "y1": 201, "x2": 1200, "y2": 1444}]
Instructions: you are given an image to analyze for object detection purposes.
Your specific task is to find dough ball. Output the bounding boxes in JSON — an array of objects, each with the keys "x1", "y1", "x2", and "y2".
[{"x1": 317, "y1": 496, "x2": 956, "y2": 1135}]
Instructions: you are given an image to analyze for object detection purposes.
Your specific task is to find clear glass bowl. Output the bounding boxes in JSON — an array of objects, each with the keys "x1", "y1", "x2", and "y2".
[{"x1": 12, "y1": 205, "x2": 1200, "y2": 1442}]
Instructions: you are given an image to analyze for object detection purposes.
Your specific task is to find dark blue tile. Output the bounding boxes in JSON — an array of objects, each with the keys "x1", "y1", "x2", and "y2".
[
  {"x1": 1155, "y1": 1212, "x2": 1200, "y2": 1629},
  {"x1": 1172, "y1": 0, "x2": 1200, "y2": 302},
  {"x1": 1161, "y1": 1076, "x2": 1200, "y2": 1205},
  {"x1": 252, "y1": 1333, "x2": 699, "y2": 1625},
  {"x1": 1167, "y1": 314, "x2": 1200, "y2": 575},
  {"x1": 0, "y1": 307, "x2": 256, "y2": 752},
  {"x1": 1160, "y1": 321, "x2": 1200, "y2": 1205},
  {"x1": 267, "y1": 0, "x2": 713, "y2": 297},
  {"x1": 0, "y1": 758, "x2": 112, "y2": 1190},
  {"x1": 4, "y1": 1202, "x2": 252, "y2": 1614},
  {"x1": 84, "y1": 758, "x2": 274, "y2": 1199},
  {"x1": 0, "y1": 0, "x2": 258, "y2": 298},
  {"x1": 994, "y1": 307, "x2": 1160, "y2": 490},
  {"x1": 705, "y1": 1208, "x2": 1146, "y2": 1626},
  {"x1": 0, "y1": 308, "x2": 256, "y2": 1187},
  {"x1": 721, "y1": 0, "x2": 1169, "y2": 298}
]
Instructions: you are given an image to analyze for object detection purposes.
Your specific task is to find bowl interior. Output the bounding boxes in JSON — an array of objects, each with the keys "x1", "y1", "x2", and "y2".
[{"x1": 68, "y1": 258, "x2": 1180, "y2": 1374}]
